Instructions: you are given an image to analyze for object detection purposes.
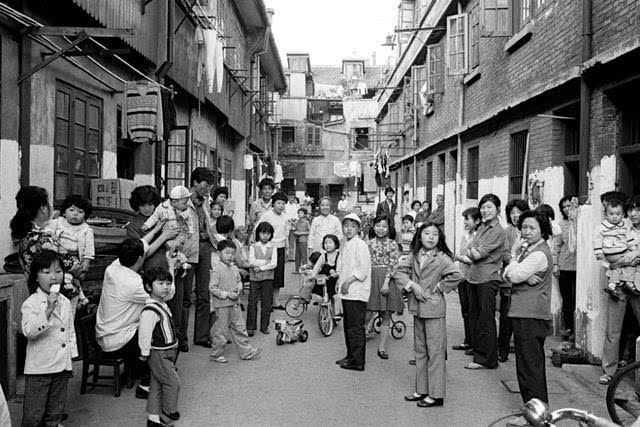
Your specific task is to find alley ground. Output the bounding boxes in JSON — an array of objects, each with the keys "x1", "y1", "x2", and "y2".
[{"x1": 9, "y1": 262, "x2": 611, "y2": 426}]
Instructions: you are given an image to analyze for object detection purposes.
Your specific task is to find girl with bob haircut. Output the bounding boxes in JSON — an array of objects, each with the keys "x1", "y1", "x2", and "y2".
[{"x1": 395, "y1": 222, "x2": 462, "y2": 408}]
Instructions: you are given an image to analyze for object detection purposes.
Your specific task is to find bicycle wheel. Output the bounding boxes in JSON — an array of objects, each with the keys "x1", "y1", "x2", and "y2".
[
  {"x1": 318, "y1": 306, "x2": 334, "y2": 336},
  {"x1": 372, "y1": 314, "x2": 382, "y2": 333},
  {"x1": 607, "y1": 360, "x2": 640, "y2": 425},
  {"x1": 391, "y1": 321, "x2": 407, "y2": 339},
  {"x1": 285, "y1": 297, "x2": 306, "y2": 318}
]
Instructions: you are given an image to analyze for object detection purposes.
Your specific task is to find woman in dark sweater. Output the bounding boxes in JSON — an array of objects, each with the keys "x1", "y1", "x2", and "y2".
[{"x1": 503, "y1": 210, "x2": 553, "y2": 425}]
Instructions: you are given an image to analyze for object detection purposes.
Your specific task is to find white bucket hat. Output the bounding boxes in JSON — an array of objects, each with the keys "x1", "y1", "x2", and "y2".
[
  {"x1": 169, "y1": 185, "x2": 191, "y2": 200},
  {"x1": 342, "y1": 212, "x2": 361, "y2": 225}
]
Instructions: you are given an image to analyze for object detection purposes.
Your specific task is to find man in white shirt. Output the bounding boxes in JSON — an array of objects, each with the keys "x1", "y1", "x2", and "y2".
[
  {"x1": 95, "y1": 238, "x2": 154, "y2": 399},
  {"x1": 285, "y1": 195, "x2": 300, "y2": 261}
]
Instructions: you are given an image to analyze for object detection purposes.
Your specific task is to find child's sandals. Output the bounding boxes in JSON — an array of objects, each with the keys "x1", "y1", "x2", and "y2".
[
  {"x1": 377, "y1": 349, "x2": 389, "y2": 360},
  {"x1": 210, "y1": 355, "x2": 228, "y2": 363}
]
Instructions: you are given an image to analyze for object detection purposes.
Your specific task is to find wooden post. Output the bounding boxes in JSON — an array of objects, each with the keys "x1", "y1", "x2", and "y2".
[{"x1": 521, "y1": 132, "x2": 530, "y2": 199}]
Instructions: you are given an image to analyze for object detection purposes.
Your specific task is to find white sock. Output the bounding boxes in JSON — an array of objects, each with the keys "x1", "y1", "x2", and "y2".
[{"x1": 148, "y1": 414, "x2": 160, "y2": 423}]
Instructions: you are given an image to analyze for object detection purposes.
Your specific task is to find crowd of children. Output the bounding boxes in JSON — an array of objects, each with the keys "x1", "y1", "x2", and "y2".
[{"x1": 12, "y1": 176, "x2": 640, "y2": 426}]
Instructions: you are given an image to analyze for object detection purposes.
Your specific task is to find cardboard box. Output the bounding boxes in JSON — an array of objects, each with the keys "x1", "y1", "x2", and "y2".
[{"x1": 91, "y1": 178, "x2": 137, "y2": 211}]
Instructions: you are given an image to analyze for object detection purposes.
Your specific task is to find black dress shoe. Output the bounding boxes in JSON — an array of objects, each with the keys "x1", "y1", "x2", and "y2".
[
  {"x1": 273, "y1": 305, "x2": 285, "y2": 310},
  {"x1": 404, "y1": 393, "x2": 428, "y2": 402},
  {"x1": 178, "y1": 342, "x2": 189, "y2": 353},
  {"x1": 195, "y1": 340, "x2": 213, "y2": 348},
  {"x1": 417, "y1": 397, "x2": 444, "y2": 407},
  {"x1": 408, "y1": 359, "x2": 416, "y2": 366},
  {"x1": 147, "y1": 420, "x2": 171, "y2": 427},
  {"x1": 340, "y1": 363, "x2": 364, "y2": 371},
  {"x1": 464, "y1": 348, "x2": 474, "y2": 356},
  {"x1": 498, "y1": 350, "x2": 508, "y2": 363},
  {"x1": 135, "y1": 386, "x2": 149, "y2": 399},
  {"x1": 336, "y1": 357, "x2": 350, "y2": 365},
  {"x1": 452, "y1": 344, "x2": 471, "y2": 351},
  {"x1": 247, "y1": 330, "x2": 255, "y2": 337},
  {"x1": 162, "y1": 410, "x2": 180, "y2": 420},
  {"x1": 260, "y1": 328, "x2": 270, "y2": 335}
]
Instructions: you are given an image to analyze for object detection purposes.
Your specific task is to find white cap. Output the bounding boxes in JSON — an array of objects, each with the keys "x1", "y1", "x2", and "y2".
[
  {"x1": 342, "y1": 213, "x2": 361, "y2": 225},
  {"x1": 169, "y1": 185, "x2": 191, "y2": 200}
]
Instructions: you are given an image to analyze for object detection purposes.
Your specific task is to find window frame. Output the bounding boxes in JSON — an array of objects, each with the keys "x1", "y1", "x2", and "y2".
[
  {"x1": 192, "y1": 140, "x2": 208, "y2": 169},
  {"x1": 165, "y1": 126, "x2": 191, "y2": 195},
  {"x1": 509, "y1": 129, "x2": 529, "y2": 197},
  {"x1": 470, "y1": 4, "x2": 480, "y2": 69},
  {"x1": 513, "y1": 0, "x2": 532, "y2": 32},
  {"x1": 54, "y1": 81, "x2": 103, "y2": 205},
  {"x1": 426, "y1": 44, "x2": 444, "y2": 94},
  {"x1": 281, "y1": 126, "x2": 295, "y2": 144},
  {"x1": 467, "y1": 146, "x2": 479, "y2": 200},
  {"x1": 480, "y1": 0, "x2": 511, "y2": 37},
  {"x1": 447, "y1": 13, "x2": 469, "y2": 76},
  {"x1": 353, "y1": 127, "x2": 370, "y2": 151},
  {"x1": 306, "y1": 126, "x2": 321, "y2": 146}
]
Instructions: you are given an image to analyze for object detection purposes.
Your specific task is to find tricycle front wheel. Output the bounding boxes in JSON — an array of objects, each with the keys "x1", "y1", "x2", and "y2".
[{"x1": 299, "y1": 330, "x2": 309, "y2": 342}]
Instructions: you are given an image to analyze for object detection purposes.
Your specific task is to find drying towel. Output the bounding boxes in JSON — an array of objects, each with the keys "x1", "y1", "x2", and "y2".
[
  {"x1": 215, "y1": 35, "x2": 224, "y2": 93},
  {"x1": 203, "y1": 29, "x2": 217, "y2": 93},
  {"x1": 333, "y1": 161, "x2": 361, "y2": 178},
  {"x1": 274, "y1": 163, "x2": 283, "y2": 184},
  {"x1": 123, "y1": 81, "x2": 163, "y2": 143},
  {"x1": 195, "y1": 27, "x2": 205, "y2": 88}
]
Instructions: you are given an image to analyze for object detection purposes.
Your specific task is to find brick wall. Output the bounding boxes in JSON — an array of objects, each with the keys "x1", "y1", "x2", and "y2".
[{"x1": 592, "y1": 0, "x2": 640, "y2": 56}]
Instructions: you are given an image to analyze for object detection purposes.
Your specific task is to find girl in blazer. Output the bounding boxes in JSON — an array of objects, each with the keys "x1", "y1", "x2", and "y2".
[{"x1": 395, "y1": 222, "x2": 462, "y2": 408}]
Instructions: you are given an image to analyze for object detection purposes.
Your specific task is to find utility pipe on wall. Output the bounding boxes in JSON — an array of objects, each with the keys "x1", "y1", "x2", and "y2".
[{"x1": 579, "y1": 0, "x2": 592, "y2": 202}]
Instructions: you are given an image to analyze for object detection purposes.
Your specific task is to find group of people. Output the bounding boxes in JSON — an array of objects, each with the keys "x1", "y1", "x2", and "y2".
[{"x1": 9, "y1": 159, "x2": 640, "y2": 427}]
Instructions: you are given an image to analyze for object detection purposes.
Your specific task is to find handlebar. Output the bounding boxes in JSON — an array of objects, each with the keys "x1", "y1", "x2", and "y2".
[{"x1": 522, "y1": 399, "x2": 620, "y2": 427}]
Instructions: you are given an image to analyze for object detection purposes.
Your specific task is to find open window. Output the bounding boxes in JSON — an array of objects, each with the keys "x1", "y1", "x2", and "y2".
[
  {"x1": 354, "y1": 128, "x2": 370, "y2": 150},
  {"x1": 447, "y1": 13, "x2": 469, "y2": 76},
  {"x1": 467, "y1": 146, "x2": 479, "y2": 199},
  {"x1": 282, "y1": 126, "x2": 295, "y2": 144},
  {"x1": 509, "y1": 130, "x2": 528, "y2": 198},
  {"x1": 426, "y1": 44, "x2": 444, "y2": 94}
]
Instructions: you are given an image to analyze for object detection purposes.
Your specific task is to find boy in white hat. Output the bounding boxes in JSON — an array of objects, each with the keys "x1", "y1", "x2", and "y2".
[
  {"x1": 142, "y1": 185, "x2": 194, "y2": 274},
  {"x1": 335, "y1": 213, "x2": 371, "y2": 372}
]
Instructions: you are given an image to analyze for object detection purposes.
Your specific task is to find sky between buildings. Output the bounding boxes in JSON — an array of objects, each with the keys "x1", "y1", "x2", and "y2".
[{"x1": 265, "y1": 0, "x2": 398, "y2": 67}]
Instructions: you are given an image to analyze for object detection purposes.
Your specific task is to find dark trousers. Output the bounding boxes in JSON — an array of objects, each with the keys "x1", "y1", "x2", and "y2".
[
  {"x1": 22, "y1": 371, "x2": 70, "y2": 427},
  {"x1": 342, "y1": 300, "x2": 366, "y2": 366},
  {"x1": 512, "y1": 318, "x2": 549, "y2": 403},
  {"x1": 103, "y1": 332, "x2": 150, "y2": 387},
  {"x1": 558, "y1": 270, "x2": 576, "y2": 332},
  {"x1": 497, "y1": 288, "x2": 513, "y2": 354},
  {"x1": 458, "y1": 281, "x2": 472, "y2": 347},
  {"x1": 166, "y1": 262, "x2": 195, "y2": 345},
  {"x1": 188, "y1": 241, "x2": 213, "y2": 343},
  {"x1": 469, "y1": 281, "x2": 499, "y2": 368},
  {"x1": 246, "y1": 280, "x2": 273, "y2": 331}
]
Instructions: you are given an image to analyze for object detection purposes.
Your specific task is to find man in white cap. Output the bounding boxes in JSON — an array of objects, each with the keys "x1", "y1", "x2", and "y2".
[{"x1": 335, "y1": 213, "x2": 371, "y2": 371}]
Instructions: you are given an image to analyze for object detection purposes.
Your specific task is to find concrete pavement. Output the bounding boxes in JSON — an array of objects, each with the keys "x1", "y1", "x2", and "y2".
[{"x1": 9, "y1": 262, "x2": 610, "y2": 426}]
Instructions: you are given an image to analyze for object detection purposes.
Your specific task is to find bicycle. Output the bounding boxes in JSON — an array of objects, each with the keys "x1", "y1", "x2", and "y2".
[
  {"x1": 606, "y1": 360, "x2": 640, "y2": 425},
  {"x1": 489, "y1": 398, "x2": 620, "y2": 426},
  {"x1": 284, "y1": 274, "x2": 339, "y2": 337},
  {"x1": 371, "y1": 312, "x2": 407, "y2": 339}
]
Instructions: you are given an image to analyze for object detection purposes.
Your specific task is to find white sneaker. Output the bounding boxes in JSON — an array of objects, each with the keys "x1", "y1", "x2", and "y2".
[
  {"x1": 242, "y1": 347, "x2": 263, "y2": 360},
  {"x1": 210, "y1": 355, "x2": 228, "y2": 363}
]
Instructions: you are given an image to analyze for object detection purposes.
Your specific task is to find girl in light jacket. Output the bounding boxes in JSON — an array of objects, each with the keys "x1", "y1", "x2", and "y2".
[{"x1": 395, "y1": 222, "x2": 462, "y2": 408}]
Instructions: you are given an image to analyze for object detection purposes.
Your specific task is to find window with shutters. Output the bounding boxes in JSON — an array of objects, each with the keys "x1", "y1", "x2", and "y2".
[
  {"x1": 509, "y1": 130, "x2": 528, "y2": 196},
  {"x1": 306, "y1": 126, "x2": 321, "y2": 146},
  {"x1": 54, "y1": 82, "x2": 102, "y2": 205},
  {"x1": 480, "y1": 0, "x2": 510, "y2": 37},
  {"x1": 447, "y1": 14, "x2": 468, "y2": 76},
  {"x1": 192, "y1": 141, "x2": 207, "y2": 168},
  {"x1": 426, "y1": 44, "x2": 444, "y2": 94},
  {"x1": 467, "y1": 146, "x2": 479, "y2": 199},
  {"x1": 470, "y1": 5, "x2": 480, "y2": 69},
  {"x1": 513, "y1": 0, "x2": 532, "y2": 31},
  {"x1": 398, "y1": 1, "x2": 415, "y2": 46},
  {"x1": 411, "y1": 65, "x2": 427, "y2": 109}
]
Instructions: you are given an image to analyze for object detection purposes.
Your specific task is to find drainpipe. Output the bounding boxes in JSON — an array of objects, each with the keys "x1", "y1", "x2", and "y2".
[
  {"x1": 579, "y1": 0, "x2": 592, "y2": 203},
  {"x1": 155, "y1": 0, "x2": 174, "y2": 191}
]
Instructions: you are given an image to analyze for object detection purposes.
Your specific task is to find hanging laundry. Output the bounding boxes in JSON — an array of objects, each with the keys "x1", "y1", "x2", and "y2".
[
  {"x1": 419, "y1": 82, "x2": 428, "y2": 115},
  {"x1": 333, "y1": 161, "x2": 361, "y2": 178},
  {"x1": 195, "y1": 27, "x2": 205, "y2": 88},
  {"x1": 215, "y1": 35, "x2": 225, "y2": 93},
  {"x1": 357, "y1": 81, "x2": 368, "y2": 96},
  {"x1": 244, "y1": 154, "x2": 254, "y2": 170},
  {"x1": 364, "y1": 163, "x2": 377, "y2": 192},
  {"x1": 274, "y1": 162, "x2": 283, "y2": 184},
  {"x1": 123, "y1": 80, "x2": 164, "y2": 144},
  {"x1": 160, "y1": 88, "x2": 177, "y2": 142},
  {"x1": 203, "y1": 29, "x2": 217, "y2": 93},
  {"x1": 257, "y1": 157, "x2": 264, "y2": 180}
]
